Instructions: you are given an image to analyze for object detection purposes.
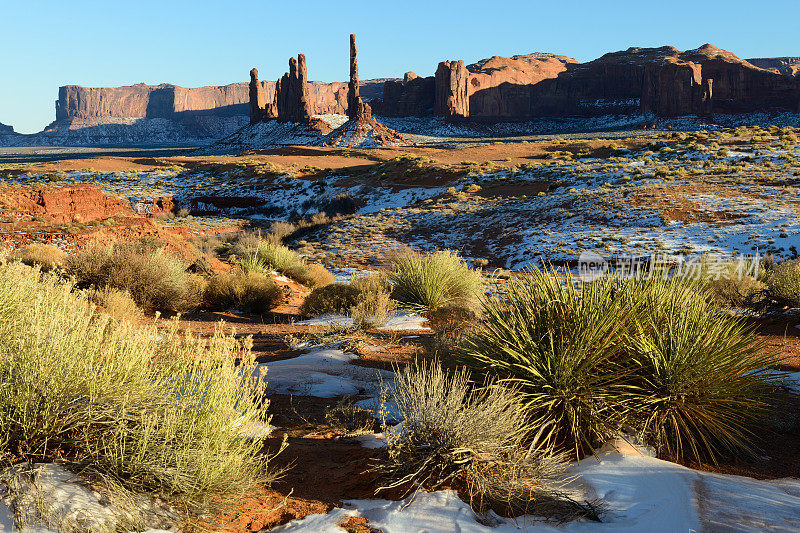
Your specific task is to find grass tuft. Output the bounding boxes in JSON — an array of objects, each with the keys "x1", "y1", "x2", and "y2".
[{"x1": 389, "y1": 250, "x2": 483, "y2": 312}]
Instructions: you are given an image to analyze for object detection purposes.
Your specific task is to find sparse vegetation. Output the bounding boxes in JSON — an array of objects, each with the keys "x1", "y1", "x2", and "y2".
[
  {"x1": 349, "y1": 273, "x2": 397, "y2": 328},
  {"x1": 765, "y1": 259, "x2": 800, "y2": 307},
  {"x1": 66, "y1": 241, "x2": 204, "y2": 313},
  {"x1": 299, "y1": 283, "x2": 361, "y2": 318}
]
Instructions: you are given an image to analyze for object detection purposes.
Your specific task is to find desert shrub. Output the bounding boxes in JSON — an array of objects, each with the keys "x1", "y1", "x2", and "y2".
[
  {"x1": 349, "y1": 273, "x2": 397, "y2": 328},
  {"x1": 389, "y1": 250, "x2": 483, "y2": 312},
  {"x1": 13, "y1": 243, "x2": 66, "y2": 272},
  {"x1": 765, "y1": 259, "x2": 800, "y2": 307},
  {"x1": 323, "y1": 398, "x2": 375, "y2": 437},
  {"x1": 380, "y1": 360, "x2": 594, "y2": 520},
  {"x1": 622, "y1": 275, "x2": 778, "y2": 462},
  {"x1": 270, "y1": 221, "x2": 297, "y2": 242},
  {"x1": 238, "y1": 239, "x2": 332, "y2": 287},
  {"x1": 66, "y1": 241, "x2": 203, "y2": 313},
  {"x1": 461, "y1": 268, "x2": 631, "y2": 455},
  {"x1": 204, "y1": 270, "x2": 283, "y2": 314},
  {"x1": 86, "y1": 286, "x2": 144, "y2": 324},
  {"x1": 299, "y1": 283, "x2": 361, "y2": 318},
  {"x1": 707, "y1": 274, "x2": 767, "y2": 308},
  {"x1": 463, "y1": 267, "x2": 780, "y2": 462},
  {"x1": 286, "y1": 262, "x2": 335, "y2": 288},
  {"x1": 0, "y1": 262, "x2": 278, "y2": 525}
]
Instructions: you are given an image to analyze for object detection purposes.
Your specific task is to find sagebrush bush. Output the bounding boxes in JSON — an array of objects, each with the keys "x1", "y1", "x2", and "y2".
[
  {"x1": 299, "y1": 283, "x2": 361, "y2": 318},
  {"x1": 381, "y1": 360, "x2": 594, "y2": 520},
  {"x1": 86, "y1": 286, "x2": 143, "y2": 324},
  {"x1": 205, "y1": 270, "x2": 283, "y2": 314},
  {"x1": 765, "y1": 259, "x2": 800, "y2": 307},
  {"x1": 0, "y1": 263, "x2": 278, "y2": 526},
  {"x1": 389, "y1": 250, "x2": 483, "y2": 312},
  {"x1": 13, "y1": 243, "x2": 66, "y2": 272},
  {"x1": 349, "y1": 273, "x2": 397, "y2": 328},
  {"x1": 67, "y1": 241, "x2": 203, "y2": 312}
]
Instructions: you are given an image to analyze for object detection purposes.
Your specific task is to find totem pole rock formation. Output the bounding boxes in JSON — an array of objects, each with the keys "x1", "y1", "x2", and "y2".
[
  {"x1": 347, "y1": 34, "x2": 371, "y2": 120},
  {"x1": 275, "y1": 54, "x2": 314, "y2": 123},
  {"x1": 249, "y1": 68, "x2": 263, "y2": 124},
  {"x1": 434, "y1": 60, "x2": 469, "y2": 118}
]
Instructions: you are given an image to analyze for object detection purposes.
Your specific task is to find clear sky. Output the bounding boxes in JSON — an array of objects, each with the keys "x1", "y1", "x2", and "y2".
[{"x1": 1, "y1": 0, "x2": 798, "y2": 133}]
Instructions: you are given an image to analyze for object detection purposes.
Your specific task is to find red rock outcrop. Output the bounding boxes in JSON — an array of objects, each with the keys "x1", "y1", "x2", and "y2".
[
  {"x1": 745, "y1": 57, "x2": 800, "y2": 77},
  {"x1": 347, "y1": 34, "x2": 372, "y2": 120},
  {"x1": 275, "y1": 55, "x2": 314, "y2": 123},
  {"x1": 249, "y1": 69, "x2": 263, "y2": 124},
  {"x1": 1, "y1": 184, "x2": 133, "y2": 223},
  {"x1": 434, "y1": 60, "x2": 469, "y2": 118},
  {"x1": 371, "y1": 75, "x2": 435, "y2": 117}
]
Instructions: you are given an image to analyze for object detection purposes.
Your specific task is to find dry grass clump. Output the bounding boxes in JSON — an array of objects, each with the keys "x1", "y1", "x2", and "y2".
[
  {"x1": 707, "y1": 274, "x2": 767, "y2": 308},
  {"x1": 299, "y1": 283, "x2": 361, "y2": 318},
  {"x1": 0, "y1": 262, "x2": 279, "y2": 527},
  {"x1": 389, "y1": 250, "x2": 483, "y2": 312},
  {"x1": 380, "y1": 360, "x2": 596, "y2": 520},
  {"x1": 67, "y1": 241, "x2": 203, "y2": 313},
  {"x1": 238, "y1": 238, "x2": 333, "y2": 288},
  {"x1": 462, "y1": 267, "x2": 780, "y2": 463},
  {"x1": 205, "y1": 270, "x2": 283, "y2": 314},
  {"x1": 13, "y1": 243, "x2": 66, "y2": 272},
  {"x1": 349, "y1": 273, "x2": 397, "y2": 328},
  {"x1": 86, "y1": 286, "x2": 144, "y2": 324},
  {"x1": 765, "y1": 259, "x2": 800, "y2": 307}
]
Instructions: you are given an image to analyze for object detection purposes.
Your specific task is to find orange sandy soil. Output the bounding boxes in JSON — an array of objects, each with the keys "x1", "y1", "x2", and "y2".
[{"x1": 3, "y1": 135, "x2": 672, "y2": 178}]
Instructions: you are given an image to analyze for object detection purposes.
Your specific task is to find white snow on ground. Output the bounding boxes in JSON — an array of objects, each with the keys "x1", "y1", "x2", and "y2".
[
  {"x1": 255, "y1": 347, "x2": 393, "y2": 398},
  {"x1": 274, "y1": 444, "x2": 800, "y2": 532},
  {"x1": 781, "y1": 371, "x2": 800, "y2": 394},
  {"x1": 295, "y1": 310, "x2": 431, "y2": 331}
]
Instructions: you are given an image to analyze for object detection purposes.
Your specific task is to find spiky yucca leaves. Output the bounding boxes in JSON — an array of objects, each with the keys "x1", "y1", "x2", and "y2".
[
  {"x1": 389, "y1": 250, "x2": 483, "y2": 312},
  {"x1": 381, "y1": 360, "x2": 594, "y2": 520},
  {"x1": 622, "y1": 275, "x2": 780, "y2": 463},
  {"x1": 462, "y1": 268, "x2": 633, "y2": 456}
]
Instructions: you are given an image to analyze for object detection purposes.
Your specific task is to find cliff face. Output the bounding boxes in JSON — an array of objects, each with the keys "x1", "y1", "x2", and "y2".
[
  {"x1": 747, "y1": 57, "x2": 800, "y2": 78},
  {"x1": 0, "y1": 122, "x2": 13, "y2": 135},
  {"x1": 376, "y1": 44, "x2": 800, "y2": 120}
]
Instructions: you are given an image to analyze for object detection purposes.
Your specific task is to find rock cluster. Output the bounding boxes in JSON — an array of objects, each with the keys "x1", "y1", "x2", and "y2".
[
  {"x1": 1, "y1": 184, "x2": 133, "y2": 223},
  {"x1": 275, "y1": 55, "x2": 314, "y2": 123}
]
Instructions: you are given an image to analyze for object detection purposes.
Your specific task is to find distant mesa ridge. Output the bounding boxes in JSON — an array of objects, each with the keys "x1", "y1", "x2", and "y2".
[{"x1": 3, "y1": 42, "x2": 800, "y2": 146}]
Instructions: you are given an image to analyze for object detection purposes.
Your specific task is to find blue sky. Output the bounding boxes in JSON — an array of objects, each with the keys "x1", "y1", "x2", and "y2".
[{"x1": 1, "y1": 0, "x2": 798, "y2": 133}]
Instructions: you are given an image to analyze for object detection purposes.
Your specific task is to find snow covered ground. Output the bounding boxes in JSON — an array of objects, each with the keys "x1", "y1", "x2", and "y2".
[{"x1": 273, "y1": 443, "x2": 800, "y2": 532}]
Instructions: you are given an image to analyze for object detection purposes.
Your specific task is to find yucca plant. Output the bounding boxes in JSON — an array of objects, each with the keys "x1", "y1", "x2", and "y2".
[
  {"x1": 389, "y1": 250, "x2": 483, "y2": 312},
  {"x1": 462, "y1": 267, "x2": 634, "y2": 456},
  {"x1": 621, "y1": 275, "x2": 780, "y2": 463}
]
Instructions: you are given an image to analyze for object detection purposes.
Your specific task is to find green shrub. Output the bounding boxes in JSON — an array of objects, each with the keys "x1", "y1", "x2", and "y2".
[
  {"x1": 765, "y1": 260, "x2": 800, "y2": 307},
  {"x1": 622, "y1": 275, "x2": 778, "y2": 462},
  {"x1": 380, "y1": 360, "x2": 594, "y2": 520},
  {"x1": 389, "y1": 250, "x2": 483, "y2": 312},
  {"x1": 463, "y1": 267, "x2": 780, "y2": 462},
  {"x1": 67, "y1": 241, "x2": 203, "y2": 313},
  {"x1": 0, "y1": 263, "x2": 278, "y2": 525},
  {"x1": 205, "y1": 270, "x2": 283, "y2": 314},
  {"x1": 299, "y1": 283, "x2": 361, "y2": 318},
  {"x1": 462, "y1": 268, "x2": 632, "y2": 455},
  {"x1": 13, "y1": 243, "x2": 66, "y2": 272}
]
